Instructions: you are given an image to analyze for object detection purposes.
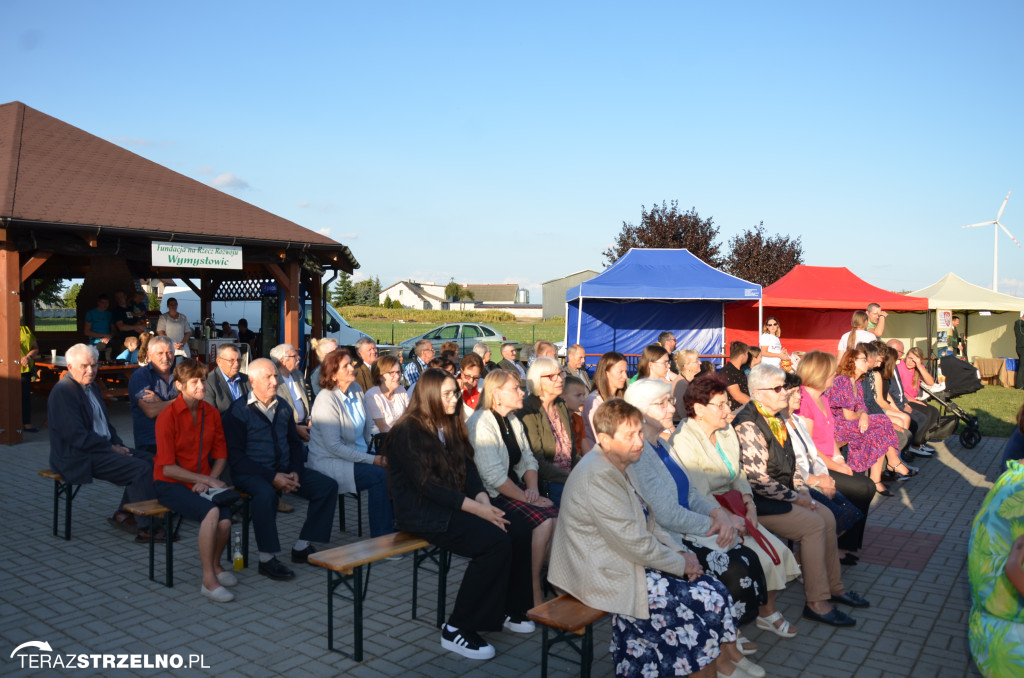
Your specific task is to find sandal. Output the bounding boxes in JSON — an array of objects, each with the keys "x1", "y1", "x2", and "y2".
[
  {"x1": 107, "y1": 510, "x2": 138, "y2": 534},
  {"x1": 874, "y1": 482, "x2": 893, "y2": 497},
  {"x1": 736, "y1": 633, "x2": 758, "y2": 655},
  {"x1": 886, "y1": 461, "x2": 917, "y2": 480},
  {"x1": 755, "y1": 611, "x2": 797, "y2": 638}
]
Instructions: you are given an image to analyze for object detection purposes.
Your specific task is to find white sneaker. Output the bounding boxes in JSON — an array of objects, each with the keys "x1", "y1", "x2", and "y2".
[
  {"x1": 216, "y1": 570, "x2": 238, "y2": 587},
  {"x1": 441, "y1": 627, "x2": 495, "y2": 660},
  {"x1": 201, "y1": 585, "x2": 234, "y2": 603},
  {"x1": 503, "y1": 615, "x2": 536, "y2": 633}
]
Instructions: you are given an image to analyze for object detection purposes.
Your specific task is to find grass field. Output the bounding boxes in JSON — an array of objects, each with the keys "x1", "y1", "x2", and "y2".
[
  {"x1": 351, "y1": 320, "x2": 565, "y2": 347},
  {"x1": 948, "y1": 385, "x2": 1024, "y2": 438},
  {"x1": 34, "y1": 318, "x2": 76, "y2": 332}
]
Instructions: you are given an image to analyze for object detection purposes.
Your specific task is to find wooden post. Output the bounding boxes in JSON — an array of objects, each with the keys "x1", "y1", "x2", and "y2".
[
  {"x1": 309, "y1": 272, "x2": 323, "y2": 340},
  {"x1": 267, "y1": 261, "x2": 301, "y2": 350},
  {"x1": 283, "y1": 261, "x2": 300, "y2": 349},
  {"x1": 1, "y1": 241, "x2": 23, "y2": 444}
]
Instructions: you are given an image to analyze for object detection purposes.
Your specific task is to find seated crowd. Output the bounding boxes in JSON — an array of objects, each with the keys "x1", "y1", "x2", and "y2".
[{"x1": 48, "y1": 309, "x2": 952, "y2": 676}]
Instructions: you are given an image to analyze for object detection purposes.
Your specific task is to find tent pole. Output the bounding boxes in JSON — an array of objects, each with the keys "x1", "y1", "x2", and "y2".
[
  {"x1": 576, "y1": 295, "x2": 583, "y2": 345},
  {"x1": 563, "y1": 301, "x2": 569, "y2": 347},
  {"x1": 757, "y1": 301, "x2": 763, "y2": 356}
]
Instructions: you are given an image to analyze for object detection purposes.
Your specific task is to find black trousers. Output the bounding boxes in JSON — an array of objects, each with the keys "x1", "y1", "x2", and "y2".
[
  {"x1": 908, "y1": 402, "x2": 940, "y2": 442},
  {"x1": 828, "y1": 469, "x2": 875, "y2": 552},
  {"x1": 234, "y1": 467, "x2": 338, "y2": 554},
  {"x1": 906, "y1": 406, "x2": 931, "y2": 447},
  {"x1": 416, "y1": 510, "x2": 533, "y2": 633}
]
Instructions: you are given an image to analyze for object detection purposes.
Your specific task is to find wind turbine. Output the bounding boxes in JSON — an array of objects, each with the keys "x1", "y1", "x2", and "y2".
[{"x1": 963, "y1": 191, "x2": 1021, "y2": 292}]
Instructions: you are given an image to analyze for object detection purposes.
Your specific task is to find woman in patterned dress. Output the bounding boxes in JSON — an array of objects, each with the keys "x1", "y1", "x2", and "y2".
[
  {"x1": 824, "y1": 344, "x2": 909, "y2": 496},
  {"x1": 550, "y1": 398, "x2": 738, "y2": 677}
]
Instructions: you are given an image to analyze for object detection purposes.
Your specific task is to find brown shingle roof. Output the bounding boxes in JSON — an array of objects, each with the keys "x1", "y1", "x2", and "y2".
[{"x1": 0, "y1": 101, "x2": 356, "y2": 267}]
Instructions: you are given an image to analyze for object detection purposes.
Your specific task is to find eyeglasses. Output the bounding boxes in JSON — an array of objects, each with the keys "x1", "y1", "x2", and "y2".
[
  {"x1": 707, "y1": 400, "x2": 731, "y2": 410},
  {"x1": 284, "y1": 353, "x2": 299, "y2": 360},
  {"x1": 218, "y1": 358, "x2": 240, "y2": 364},
  {"x1": 652, "y1": 359, "x2": 670, "y2": 366},
  {"x1": 766, "y1": 322, "x2": 778, "y2": 327},
  {"x1": 440, "y1": 390, "x2": 460, "y2": 400},
  {"x1": 854, "y1": 357, "x2": 868, "y2": 363},
  {"x1": 757, "y1": 385, "x2": 787, "y2": 393},
  {"x1": 651, "y1": 397, "x2": 676, "y2": 408},
  {"x1": 385, "y1": 369, "x2": 401, "y2": 376},
  {"x1": 542, "y1": 373, "x2": 564, "y2": 381}
]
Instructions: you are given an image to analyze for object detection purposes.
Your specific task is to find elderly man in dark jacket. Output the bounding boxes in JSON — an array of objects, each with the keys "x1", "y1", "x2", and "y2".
[
  {"x1": 223, "y1": 359, "x2": 337, "y2": 581},
  {"x1": 48, "y1": 343, "x2": 157, "y2": 540}
]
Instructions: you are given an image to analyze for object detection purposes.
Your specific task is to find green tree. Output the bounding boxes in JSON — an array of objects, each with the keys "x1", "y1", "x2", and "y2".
[
  {"x1": 723, "y1": 222, "x2": 804, "y2": 287},
  {"x1": 62, "y1": 282, "x2": 83, "y2": 308},
  {"x1": 30, "y1": 279, "x2": 66, "y2": 307},
  {"x1": 444, "y1": 281, "x2": 475, "y2": 302},
  {"x1": 603, "y1": 200, "x2": 723, "y2": 267},
  {"x1": 331, "y1": 271, "x2": 356, "y2": 307},
  {"x1": 383, "y1": 294, "x2": 393, "y2": 309}
]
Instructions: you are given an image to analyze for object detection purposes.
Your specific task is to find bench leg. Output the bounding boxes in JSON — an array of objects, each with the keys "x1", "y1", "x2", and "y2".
[
  {"x1": 582, "y1": 624, "x2": 593, "y2": 678},
  {"x1": 148, "y1": 524, "x2": 156, "y2": 583},
  {"x1": 338, "y1": 494, "x2": 346, "y2": 534},
  {"x1": 324, "y1": 564, "x2": 371, "y2": 660},
  {"x1": 435, "y1": 548, "x2": 449, "y2": 629},
  {"x1": 53, "y1": 480, "x2": 77, "y2": 541},
  {"x1": 352, "y1": 564, "x2": 363, "y2": 662},
  {"x1": 164, "y1": 511, "x2": 174, "y2": 588},
  {"x1": 540, "y1": 625, "x2": 550, "y2": 678}
]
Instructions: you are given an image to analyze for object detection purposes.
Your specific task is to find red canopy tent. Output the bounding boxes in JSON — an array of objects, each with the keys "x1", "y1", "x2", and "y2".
[{"x1": 725, "y1": 266, "x2": 929, "y2": 355}]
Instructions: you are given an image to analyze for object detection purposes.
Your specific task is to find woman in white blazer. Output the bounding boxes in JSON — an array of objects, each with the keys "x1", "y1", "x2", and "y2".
[
  {"x1": 467, "y1": 368, "x2": 557, "y2": 607},
  {"x1": 549, "y1": 398, "x2": 738, "y2": 678},
  {"x1": 307, "y1": 348, "x2": 394, "y2": 537}
]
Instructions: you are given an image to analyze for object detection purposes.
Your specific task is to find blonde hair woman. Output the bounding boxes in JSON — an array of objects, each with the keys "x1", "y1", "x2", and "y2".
[
  {"x1": 759, "y1": 317, "x2": 788, "y2": 368},
  {"x1": 468, "y1": 369, "x2": 558, "y2": 606}
]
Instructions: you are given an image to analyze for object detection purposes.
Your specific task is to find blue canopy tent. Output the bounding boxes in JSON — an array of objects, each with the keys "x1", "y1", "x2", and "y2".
[{"x1": 565, "y1": 248, "x2": 762, "y2": 359}]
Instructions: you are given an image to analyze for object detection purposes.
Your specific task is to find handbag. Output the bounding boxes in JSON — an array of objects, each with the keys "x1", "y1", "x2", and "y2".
[{"x1": 714, "y1": 489, "x2": 782, "y2": 565}]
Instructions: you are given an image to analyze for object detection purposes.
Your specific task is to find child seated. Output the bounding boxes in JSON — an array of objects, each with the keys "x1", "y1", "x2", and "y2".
[{"x1": 116, "y1": 336, "x2": 140, "y2": 364}]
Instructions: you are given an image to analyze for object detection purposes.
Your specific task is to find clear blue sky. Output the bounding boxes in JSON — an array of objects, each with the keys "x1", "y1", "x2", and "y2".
[{"x1": 4, "y1": 1, "x2": 1023, "y2": 301}]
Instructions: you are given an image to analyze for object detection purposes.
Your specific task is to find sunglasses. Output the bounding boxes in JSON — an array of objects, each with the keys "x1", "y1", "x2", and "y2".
[{"x1": 757, "y1": 385, "x2": 787, "y2": 393}]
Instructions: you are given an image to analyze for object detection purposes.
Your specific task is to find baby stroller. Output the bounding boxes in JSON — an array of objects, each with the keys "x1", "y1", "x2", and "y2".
[{"x1": 919, "y1": 355, "x2": 984, "y2": 449}]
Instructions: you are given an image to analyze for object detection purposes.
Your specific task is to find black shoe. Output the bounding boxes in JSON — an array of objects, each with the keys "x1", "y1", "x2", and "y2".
[
  {"x1": 440, "y1": 627, "x2": 495, "y2": 660},
  {"x1": 830, "y1": 591, "x2": 870, "y2": 608},
  {"x1": 291, "y1": 544, "x2": 317, "y2": 564},
  {"x1": 802, "y1": 605, "x2": 856, "y2": 627},
  {"x1": 874, "y1": 482, "x2": 893, "y2": 497},
  {"x1": 840, "y1": 553, "x2": 859, "y2": 566},
  {"x1": 887, "y1": 461, "x2": 917, "y2": 480},
  {"x1": 258, "y1": 557, "x2": 295, "y2": 580}
]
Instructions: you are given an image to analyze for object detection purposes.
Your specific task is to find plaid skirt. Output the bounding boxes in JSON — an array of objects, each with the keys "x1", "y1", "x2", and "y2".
[{"x1": 491, "y1": 494, "x2": 558, "y2": 528}]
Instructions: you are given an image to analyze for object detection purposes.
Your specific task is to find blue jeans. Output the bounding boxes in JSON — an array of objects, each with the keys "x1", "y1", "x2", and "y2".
[
  {"x1": 353, "y1": 463, "x2": 395, "y2": 537},
  {"x1": 547, "y1": 481, "x2": 565, "y2": 507}
]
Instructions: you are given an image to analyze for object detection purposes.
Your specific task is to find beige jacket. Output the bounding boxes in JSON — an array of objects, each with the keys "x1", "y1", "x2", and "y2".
[
  {"x1": 668, "y1": 418, "x2": 752, "y2": 499},
  {"x1": 548, "y1": 446, "x2": 689, "y2": 619}
]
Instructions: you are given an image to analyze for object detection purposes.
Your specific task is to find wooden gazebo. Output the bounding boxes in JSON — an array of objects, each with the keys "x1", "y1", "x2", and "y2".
[{"x1": 0, "y1": 101, "x2": 358, "y2": 444}]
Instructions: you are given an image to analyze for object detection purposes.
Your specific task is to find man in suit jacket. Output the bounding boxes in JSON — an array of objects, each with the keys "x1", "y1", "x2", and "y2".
[
  {"x1": 353, "y1": 337, "x2": 378, "y2": 392},
  {"x1": 497, "y1": 342, "x2": 527, "y2": 380},
  {"x1": 563, "y1": 344, "x2": 592, "y2": 392},
  {"x1": 269, "y1": 343, "x2": 311, "y2": 441},
  {"x1": 204, "y1": 344, "x2": 251, "y2": 412},
  {"x1": 48, "y1": 343, "x2": 157, "y2": 539}
]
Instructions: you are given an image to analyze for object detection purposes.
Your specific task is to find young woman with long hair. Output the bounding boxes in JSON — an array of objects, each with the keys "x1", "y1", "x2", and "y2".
[{"x1": 385, "y1": 368, "x2": 534, "y2": 661}]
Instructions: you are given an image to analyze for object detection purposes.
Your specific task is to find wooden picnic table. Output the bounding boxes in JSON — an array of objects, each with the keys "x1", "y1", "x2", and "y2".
[{"x1": 33, "y1": 359, "x2": 140, "y2": 399}]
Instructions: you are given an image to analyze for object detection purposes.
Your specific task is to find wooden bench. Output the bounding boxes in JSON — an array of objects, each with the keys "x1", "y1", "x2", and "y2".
[
  {"x1": 38, "y1": 469, "x2": 80, "y2": 540},
  {"x1": 527, "y1": 593, "x2": 607, "y2": 678},
  {"x1": 308, "y1": 532, "x2": 450, "y2": 661},
  {"x1": 122, "y1": 494, "x2": 251, "y2": 588}
]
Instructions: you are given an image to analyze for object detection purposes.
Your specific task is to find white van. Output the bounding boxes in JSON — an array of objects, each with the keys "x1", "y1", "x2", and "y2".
[{"x1": 162, "y1": 286, "x2": 370, "y2": 347}]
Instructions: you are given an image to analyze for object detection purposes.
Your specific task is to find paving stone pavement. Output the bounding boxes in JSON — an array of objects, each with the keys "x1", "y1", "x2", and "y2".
[{"x1": 0, "y1": 397, "x2": 1005, "y2": 677}]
